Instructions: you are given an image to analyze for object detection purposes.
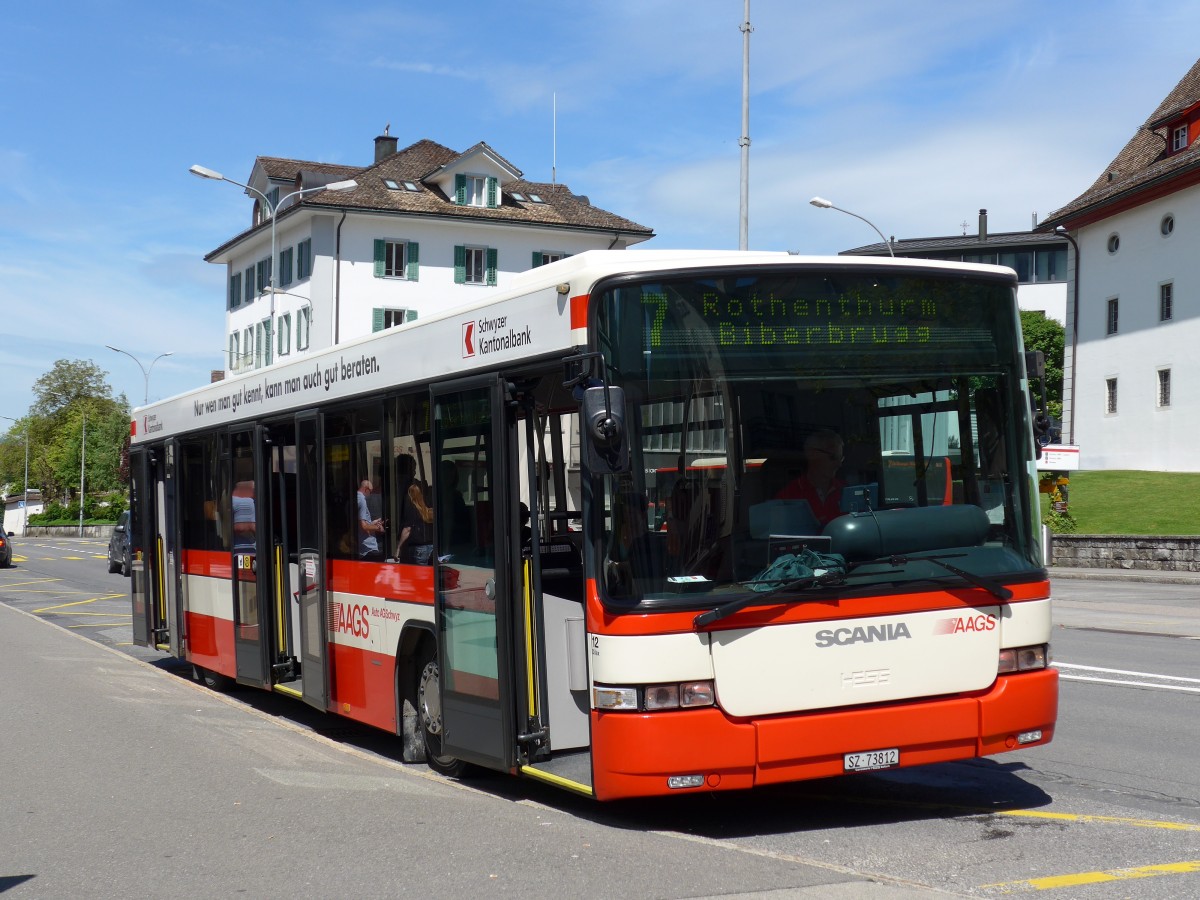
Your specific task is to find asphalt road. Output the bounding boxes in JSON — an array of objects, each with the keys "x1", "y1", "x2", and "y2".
[{"x1": 1, "y1": 536, "x2": 1197, "y2": 898}]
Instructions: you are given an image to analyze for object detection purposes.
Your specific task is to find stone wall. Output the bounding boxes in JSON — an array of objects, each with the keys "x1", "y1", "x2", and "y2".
[
  {"x1": 1050, "y1": 534, "x2": 1200, "y2": 571},
  {"x1": 24, "y1": 525, "x2": 116, "y2": 539}
]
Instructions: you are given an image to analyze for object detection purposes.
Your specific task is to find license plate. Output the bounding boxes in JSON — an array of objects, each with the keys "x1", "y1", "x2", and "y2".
[{"x1": 844, "y1": 748, "x2": 899, "y2": 772}]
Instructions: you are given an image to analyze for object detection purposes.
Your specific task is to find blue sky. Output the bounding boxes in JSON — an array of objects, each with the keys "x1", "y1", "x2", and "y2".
[{"x1": 2, "y1": 1, "x2": 1198, "y2": 422}]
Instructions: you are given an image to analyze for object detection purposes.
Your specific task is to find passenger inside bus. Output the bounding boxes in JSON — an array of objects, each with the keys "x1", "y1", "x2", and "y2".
[
  {"x1": 437, "y1": 460, "x2": 471, "y2": 554},
  {"x1": 775, "y1": 429, "x2": 847, "y2": 526},
  {"x1": 231, "y1": 480, "x2": 256, "y2": 551},
  {"x1": 356, "y1": 480, "x2": 386, "y2": 560},
  {"x1": 397, "y1": 483, "x2": 435, "y2": 565}
]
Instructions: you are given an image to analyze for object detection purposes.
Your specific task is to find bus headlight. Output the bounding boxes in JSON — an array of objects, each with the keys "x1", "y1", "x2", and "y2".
[
  {"x1": 998, "y1": 644, "x2": 1049, "y2": 673},
  {"x1": 593, "y1": 686, "x2": 639, "y2": 710},
  {"x1": 594, "y1": 681, "x2": 716, "y2": 711}
]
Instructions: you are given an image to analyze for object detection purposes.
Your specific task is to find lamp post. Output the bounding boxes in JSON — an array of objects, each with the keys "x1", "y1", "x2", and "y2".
[
  {"x1": 189, "y1": 165, "x2": 357, "y2": 321},
  {"x1": 0, "y1": 414, "x2": 30, "y2": 536},
  {"x1": 105, "y1": 346, "x2": 174, "y2": 405},
  {"x1": 78, "y1": 409, "x2": 86, "y2": 537},
  {"x1": 809, "y1": 197, "x2": 894, "y2": 256}
]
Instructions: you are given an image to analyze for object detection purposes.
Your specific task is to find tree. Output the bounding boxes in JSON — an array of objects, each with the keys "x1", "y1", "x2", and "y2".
[
  {"x1": 7, "y1": 359, "x2": 130, "y2": 505},
  {"x1": 32, "y1": 359, "x2": 113, "y2": 418},
  {"x1": 1020, "y1": 311, "x2": 1065, "y2": 420}
]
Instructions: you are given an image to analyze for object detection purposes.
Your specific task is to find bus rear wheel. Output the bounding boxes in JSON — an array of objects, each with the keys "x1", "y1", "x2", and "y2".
[
  {"x1": 417, "y1": 648, "x2": 466, "y2": 778},
  {"x1": 194, "y1": 665, "x2": 232, "y2": 691}
]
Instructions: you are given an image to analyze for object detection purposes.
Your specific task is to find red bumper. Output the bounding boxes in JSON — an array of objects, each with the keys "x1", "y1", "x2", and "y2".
[{"x1": 589, "y1": 668, "x2": 1058, "y2": 801}]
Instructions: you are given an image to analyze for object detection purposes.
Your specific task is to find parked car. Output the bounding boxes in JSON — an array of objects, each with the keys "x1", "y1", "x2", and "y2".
[
  {"x1": 0, "y1": 530, "x2": 12, "y2": 568},
  {"x1": 107, "y1": 511, "x2": 131, "y2": 577}
]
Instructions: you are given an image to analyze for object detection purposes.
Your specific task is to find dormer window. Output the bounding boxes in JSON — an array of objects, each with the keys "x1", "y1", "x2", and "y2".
[
  {"x1": 1173, "y1": 123, "x2": 1189, "y2": 152},
  {"x1": 511, "y1": 192, "x2": 526, "y2": 202},
  {"x1": 383, "y1": 179, "x2": 421, "y2": 192},
  {"x1": 455, "y1": 173, "x2": 499, "y2": 208},
  {"x1": 527, "y1": 193, "x2": 544, "y2": 203},
  {"x1": 383, "y1": 179, "x2": 401, "y2": 190}
]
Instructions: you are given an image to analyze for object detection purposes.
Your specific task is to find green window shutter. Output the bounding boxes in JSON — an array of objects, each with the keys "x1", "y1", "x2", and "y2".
[
  {"x1": 405, "y1": 309, "x2": 418, "y2": 322},
  {"x1": 486, "y1": 176, "x2": 498, "y2": 208},
  {"x1": 531, "y1": 251, "x2": 542, "y2": 268},
  {"x1": 372, "y1": 308, "x2": 385, "y2": 332},
  {"x1": 454, "y1": 245, "x2": 466, "y2": 284},
  {"x1": 407, "y1": 241, "x2": 419, "y2": 281},
  {"x1": 374, "y1": 239, "x2": 385, "y2": 277},
  {"x1": 486, "y1": 248, "x2": 498, "y2": 286},
  {"x1": 454, "y1": 173, "x2": 466, "y2": 205}
]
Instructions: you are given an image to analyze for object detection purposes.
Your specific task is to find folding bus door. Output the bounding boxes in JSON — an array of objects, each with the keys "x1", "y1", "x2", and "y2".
[
  {"x1": 230, "y1": 428, "x2": 270, "y2": 688},
  {"x1": 130, "y1": 445, "x2": 163, "y2": 648},
  {"x1": 295, "y1": 413, "x2": 330, "y2": 710},
  {"x1": 431, "y1": 375, "x2": 515, "y2": 772}
]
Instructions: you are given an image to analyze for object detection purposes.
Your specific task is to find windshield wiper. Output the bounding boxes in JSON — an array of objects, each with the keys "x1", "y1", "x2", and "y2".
[
  {"x1": 693, "y1": 566, "x2": 900, "y2": 630},
  {"x1": 866, "y1": 553, "x2": 1013, "y2": 601}
]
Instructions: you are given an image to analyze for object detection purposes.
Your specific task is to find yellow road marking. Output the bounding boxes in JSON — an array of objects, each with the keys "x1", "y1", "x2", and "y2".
[
  {"x1": 996, "y1": 809, "x2": 1200, "y2": 833},
  {"x1": 984, "y1": 859, "x2": 1200, "y2": 891},
  {"x1": 809, "y1": 793, "x2": 1200, "y2": 833},
  {"x1": 62, "y1": 556, "x2": 85, "y2": 560},
  {"x1": 0, "y1": 578, "x2": 61, "y2": 588},
  {"x1": 33, "y1": 594, "x2": 125, "y2": 613}
]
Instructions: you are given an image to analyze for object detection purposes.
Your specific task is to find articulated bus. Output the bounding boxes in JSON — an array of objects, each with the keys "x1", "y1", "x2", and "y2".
[{"x1": 128, "y1": 250, "x2": 1057, "y2": 800}]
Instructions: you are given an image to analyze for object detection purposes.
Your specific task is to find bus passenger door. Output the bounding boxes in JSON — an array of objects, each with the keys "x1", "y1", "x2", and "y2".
[
  {"x1": 161, "y1": 441, "x2": 184, "y2": 659},
  {"x1": 130, "y1": 445, "x2": 164, "y2": 648},
  {"x1": 295, "y1": 413, "x2": 329, "y2": 710},
  {"x1": 431, "y1": 376, "x2": 515, "y2": 772},
  {"x1": 231, "y1": 428, "x2": 270, "y2": 688}
]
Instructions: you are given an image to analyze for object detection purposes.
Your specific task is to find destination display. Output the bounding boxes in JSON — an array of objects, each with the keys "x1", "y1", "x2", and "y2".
[{"x1": 630, "y1": 279, "x2": 1001, "y2": 353}]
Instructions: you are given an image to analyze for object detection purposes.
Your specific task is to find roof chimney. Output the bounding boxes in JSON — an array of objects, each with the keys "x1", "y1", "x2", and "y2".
[
  {"x1": 374, "y1": 124, "x2": 398, "y2": 163},
  {"x1": 978, "y1": 208, "x2": 988, "y2": 243}
]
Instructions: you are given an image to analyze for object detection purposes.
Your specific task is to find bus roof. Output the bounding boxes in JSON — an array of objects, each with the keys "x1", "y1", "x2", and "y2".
[{"x1": 130, "y1": 250, "x2": 1016, "y2": 444}]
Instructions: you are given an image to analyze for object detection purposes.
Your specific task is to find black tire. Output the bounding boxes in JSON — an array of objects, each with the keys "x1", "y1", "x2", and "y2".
[
  {"x1": 121, "y1": 548, "x2": 131, "y2": 577},
  {"x1": 107, "y1": 553, "x2": 120, "y2": 574},
  {"x1": 417, "y1": 646, "x2": 467, "y2": 778},
  {"x1": 194, "y1": 665, "x2": 233, "y2": 691}
]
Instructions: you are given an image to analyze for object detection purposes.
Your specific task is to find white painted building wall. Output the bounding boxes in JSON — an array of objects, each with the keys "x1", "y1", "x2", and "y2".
[
  {"x1": 223, "y1": 211, "x2": 634, "y2": 368},
  {"x1": 1016, "y1": 282, "x2": 1067, "y2": 324},
  {"x1": 1069, "y1": 182, "x2": 1200, "y2": 471}
]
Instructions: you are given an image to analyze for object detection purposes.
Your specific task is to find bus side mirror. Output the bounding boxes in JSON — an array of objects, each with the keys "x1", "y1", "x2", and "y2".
[{"x1": 581, "y1": 385, "x2": 629, "y2": 474}]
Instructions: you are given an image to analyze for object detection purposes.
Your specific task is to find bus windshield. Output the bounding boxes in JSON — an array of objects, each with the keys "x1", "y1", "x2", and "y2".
[{"x1": 591, "y1": 265, "x2": 1043, "y2": 608}]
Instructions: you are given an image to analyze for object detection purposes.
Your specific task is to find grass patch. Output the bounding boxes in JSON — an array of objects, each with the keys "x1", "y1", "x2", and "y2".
[{"x1": 1041, "y1": 470, "x2": 1200, "y2": 535}]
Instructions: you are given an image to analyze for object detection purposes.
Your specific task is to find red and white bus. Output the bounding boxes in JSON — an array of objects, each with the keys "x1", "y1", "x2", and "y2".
[{"x1": 128, "y1": 250, "x2": 1057, "y2": 800}]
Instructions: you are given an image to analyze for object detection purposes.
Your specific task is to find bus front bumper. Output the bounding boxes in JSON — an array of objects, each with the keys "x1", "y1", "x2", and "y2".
[{"x1": 589, "y1": 667, "x2": 1058, "y2": 801}]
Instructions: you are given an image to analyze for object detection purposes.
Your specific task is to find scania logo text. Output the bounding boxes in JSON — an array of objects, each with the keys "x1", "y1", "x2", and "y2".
[{"x1": 815, "y1": 623, "x2": 912, "y2": 647}]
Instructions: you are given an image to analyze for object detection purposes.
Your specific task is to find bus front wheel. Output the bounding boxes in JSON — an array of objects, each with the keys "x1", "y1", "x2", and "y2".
[{"x1": 417, "y1": 648, "x2": 466, "y2": 778}]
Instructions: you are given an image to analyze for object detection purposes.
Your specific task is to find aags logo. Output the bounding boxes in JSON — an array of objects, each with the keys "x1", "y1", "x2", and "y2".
[
  {"x1": 332, "y1": 602, "x2": 370, "y2": 639},
  {"x1": 933, "y1": 614, "x2": 997, "y2": 635},
  {"x1": 462, "y1": 321, "x2": 475, "y2": 358}
]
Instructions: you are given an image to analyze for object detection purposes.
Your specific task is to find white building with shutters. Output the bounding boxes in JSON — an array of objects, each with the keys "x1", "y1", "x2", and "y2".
[
  {"x1": 1040, "y1": 57, "x2": 1200, "y2": 471},
  {"x1": 203, "y1": 132, "x2": 654, "y2": 374}
]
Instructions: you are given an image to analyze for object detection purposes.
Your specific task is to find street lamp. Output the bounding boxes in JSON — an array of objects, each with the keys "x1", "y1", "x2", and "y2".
[
  {"x1": 105, "y1": 346, "x2": 174, "y2": 405},
  {"x1": 809, "y1": 196, "x2": 894, "y2": 256},
  {"x1": 0, "y1": 414, "x2": 30, "y2": 536},
  {"x1": 189, "y1": 165, "x2": 357, "y2": 320}
]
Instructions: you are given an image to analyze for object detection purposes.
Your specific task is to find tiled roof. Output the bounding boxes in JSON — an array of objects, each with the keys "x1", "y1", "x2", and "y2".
[
  {"x1": 207, "y1": 139, "x2": 652, "y2": 260},
  {"x1": 842, "y1": 230, "x2": 1066, "y2": 256},
  {"x1": 312, "y1": 139, "x2": 652, "y2": 234},
  {"x1": 256, "y1": 156, "x2": 360, "y2": 181},
  {"x1": 1041, "y1": 57, "x2": 1200, "y2": 230}
]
